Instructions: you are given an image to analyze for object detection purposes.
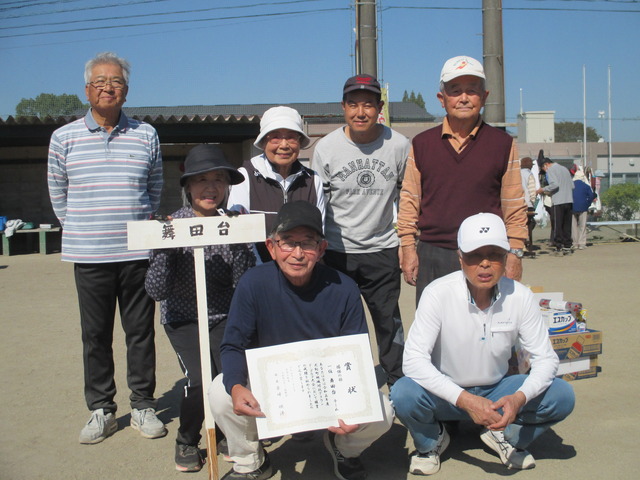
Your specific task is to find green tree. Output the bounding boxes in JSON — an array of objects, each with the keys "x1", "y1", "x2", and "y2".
[
  {"x1": 402, "y1": 90, "x2": 426, "y2": 110},
  {"x1": 554, "y1": 121, "x2": 600, "y2": 142},
  {"x1": 601, "y1": 183, "x2": 640, "y2": 221},
  {"x1": 16, "y1": 93, "x2": 87, "y2": 117}
]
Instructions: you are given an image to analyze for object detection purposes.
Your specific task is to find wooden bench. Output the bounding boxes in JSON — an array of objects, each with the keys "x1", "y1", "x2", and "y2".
[
  {"x1": 1, "y1": 227, "x2": 62, "y2": 256},
  {"x1": 586, "y1": 220, "x2": 640, "y2": 242}
]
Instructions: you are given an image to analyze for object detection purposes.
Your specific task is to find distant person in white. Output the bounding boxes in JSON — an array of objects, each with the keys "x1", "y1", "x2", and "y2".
[{"x1": 390, "y1": 213, "x2": 575, "y2": 475}]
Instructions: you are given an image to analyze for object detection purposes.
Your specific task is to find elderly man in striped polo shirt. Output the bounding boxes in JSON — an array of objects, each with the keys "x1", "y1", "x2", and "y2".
[{"x1": 48, "y1": 52, "x2": 166, "y2": 445}]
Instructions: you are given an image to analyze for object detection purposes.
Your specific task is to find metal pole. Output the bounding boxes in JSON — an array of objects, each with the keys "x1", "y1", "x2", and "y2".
[
  {"x1": 356, "y1": 0, "x2": 377, "y2": 77},
  {"x1": 583, "y1": 64, "x2": 587, "y2": 169},
  {"x1": 519, "y1": 88, "x2": 523, "y2": 116},
  {"x1": 608, "y1": 65, "x2": 613, "y2": 189},
  {"x1": 482, "y1": 0, "x2": 505, "y2": 127}
]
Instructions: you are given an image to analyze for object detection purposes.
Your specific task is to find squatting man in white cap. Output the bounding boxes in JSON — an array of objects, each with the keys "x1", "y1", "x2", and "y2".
[
  {"x1": 397, "y1": 56, "x2": 528, "y2": 305},
  {"x1": 390, "y1": 213, "x2": 575, "y2": 476},
  {"x1": 228, "y1": 105, "x2": 325, "y2": 262}
]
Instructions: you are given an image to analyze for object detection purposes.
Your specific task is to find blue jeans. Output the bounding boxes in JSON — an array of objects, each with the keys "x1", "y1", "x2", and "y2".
[{"x1": 390, "y1": 375, "x2": 575, "y2": 452}]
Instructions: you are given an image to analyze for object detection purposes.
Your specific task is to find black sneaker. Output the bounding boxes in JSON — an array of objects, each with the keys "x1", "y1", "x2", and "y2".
[
  {"x1": 221, "y1": 452, "x2": 273, "y2": 480},
  {"x1": 323, "y1": 431, "x2": 367, "y2": 480},
  {"x1": 175, "y1": 442, "x2": 205, "y2": 473}
]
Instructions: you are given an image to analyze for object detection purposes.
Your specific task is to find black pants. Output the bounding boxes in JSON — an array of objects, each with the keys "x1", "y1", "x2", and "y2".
[
  {"x1": 551, "y1": 203, "x2": 573, "y2": 249},
  {"x1": 74, "y1": 261, "x2": 156, "y2": 413},
  {"x1": 415, "y1": 242, "x2": 460, "y2": 306},
  {"x1": 323, "y1": 248, "x2": 404, "y2": 385},
  {"x1": 164, "y1": 320, "x2": 226, "y2": 446}
]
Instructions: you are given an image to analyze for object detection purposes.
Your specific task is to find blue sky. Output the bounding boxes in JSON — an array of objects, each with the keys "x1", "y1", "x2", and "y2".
[{"x1": 1, "y1": 0, "x2": 638, "y2": 141}]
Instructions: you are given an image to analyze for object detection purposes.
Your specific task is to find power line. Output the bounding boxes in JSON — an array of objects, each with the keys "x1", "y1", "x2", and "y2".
[
  {"x1": 0, "y1": 0, "x2": 86, "y2": 14},
  {"x1": 0, "y1": 7, "x2": 348, "y2": 40},
  {"x1": 0, "y1": 0, "x2": 324, "y2": 31},
  {"x1": 527, "y1": 0, "x2": 638, "y2": 3},
  {"x1": 0, "y1": 0, "x2": 321, "y2": 19},
  {"x1": 383, "y1": 6, "x2": 639, "y2": 13},
  {"x1": 0, "y1": 11, "x2": 319, "y2": 51}
]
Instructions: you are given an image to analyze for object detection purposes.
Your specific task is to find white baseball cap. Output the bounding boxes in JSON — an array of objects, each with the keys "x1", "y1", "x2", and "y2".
[
  {"x1": 457, "y1": 213, "x2": 509, "y2": 253},
  {"x1": 440, "y1": 55, "x2": 486, "y2": 84},
  {"x1": 253, "y1": 106, "x2": 311, "y2": 150}
]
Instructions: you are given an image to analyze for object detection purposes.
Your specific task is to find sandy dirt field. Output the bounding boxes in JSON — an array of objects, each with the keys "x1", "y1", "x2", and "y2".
[{"x1": 1, "y1": 225, "x2": 639, "y2": 479}]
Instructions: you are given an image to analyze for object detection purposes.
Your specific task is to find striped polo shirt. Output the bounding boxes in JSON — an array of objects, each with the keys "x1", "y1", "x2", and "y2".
[{"x1": 48, "y1": 110, "x2": 163, "y2": 263}]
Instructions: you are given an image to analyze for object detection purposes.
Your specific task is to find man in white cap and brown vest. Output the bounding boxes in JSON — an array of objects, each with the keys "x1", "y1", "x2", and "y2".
[{"x1": 397, "y1": 56, "x2": 528, "y2": 305}]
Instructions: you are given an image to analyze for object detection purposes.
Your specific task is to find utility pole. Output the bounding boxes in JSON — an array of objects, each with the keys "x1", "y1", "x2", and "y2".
[
  {"x1": 355, "y1": 0, "x2": 377, "y2": 77},
  {"x1": 608, "y1": 65, "x2": 613, "y2": 189},
  {"x1": 482, "y1": 0, "x2": 505, "y2": 128}
]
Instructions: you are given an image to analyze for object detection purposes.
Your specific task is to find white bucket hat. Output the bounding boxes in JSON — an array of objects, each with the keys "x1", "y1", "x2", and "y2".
[
  {"x1": 440, "y1": 55, "x2": 486, "y2": 84},
  {"x1": 457, "y1": 213, "x2": 509, "y2": 253},
  {"x1": 253, "y1": 106, "x2": 311, "y2": 150}
]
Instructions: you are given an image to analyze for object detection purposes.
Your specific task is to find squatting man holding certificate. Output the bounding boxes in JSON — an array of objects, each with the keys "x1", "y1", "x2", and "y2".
[
  {"x1": 390, "y1": 213, "x2": 575, "y2": 476},
  {"x1": 208, "y1": 201, "x2": 394, "y2": 480}
]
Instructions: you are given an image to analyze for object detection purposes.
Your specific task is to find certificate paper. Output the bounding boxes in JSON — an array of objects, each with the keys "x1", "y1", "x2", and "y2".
[{"x1": 245, "y1": 334, "x2": 383, "y2": 439}]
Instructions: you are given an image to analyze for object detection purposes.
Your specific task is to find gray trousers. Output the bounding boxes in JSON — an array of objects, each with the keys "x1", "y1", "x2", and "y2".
[{"x1": 415, "y1": 242, "x2": 460, "y2": 306}]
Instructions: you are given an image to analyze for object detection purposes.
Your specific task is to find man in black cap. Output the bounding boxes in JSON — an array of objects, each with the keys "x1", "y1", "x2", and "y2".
[
  {"x1": 209, "y1": 201, "x2": 394, "y2": 480},
  {"x1": 313, "y1": 74, "x2": 411, "y2": 387}
]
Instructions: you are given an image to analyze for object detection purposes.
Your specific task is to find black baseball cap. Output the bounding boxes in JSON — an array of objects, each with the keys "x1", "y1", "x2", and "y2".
[
  {"x1": 343, "y1": 74, "x2": 381, "y2": 95},
  {"x1": 271, "y1": 201, "x2": 323, "y2": 237}
]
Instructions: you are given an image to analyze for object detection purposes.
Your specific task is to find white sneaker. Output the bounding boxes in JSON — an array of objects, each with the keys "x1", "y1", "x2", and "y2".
[
  {"x1": 480, "y1": 428, "x2": 536, "y2": 469},
  {"x1": 130, "y1": 407, "x2": 167, "y2": 439},
  {"x1": 79, "y1": 409, "x2": 118, "y2": 444},
  {"x1": 409, "y1": 422, "x2": 450, "y2": 475}
]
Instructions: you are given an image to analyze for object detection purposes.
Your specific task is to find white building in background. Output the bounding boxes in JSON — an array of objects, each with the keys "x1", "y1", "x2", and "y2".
[{"x1": 517, "y1": 111, "x2": 555, "y2": 143}]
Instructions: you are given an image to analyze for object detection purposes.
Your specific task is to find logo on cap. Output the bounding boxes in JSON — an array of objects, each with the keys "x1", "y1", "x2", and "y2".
[
  {"x1": 455, "y1": 60, "x2": 469, "y2": 71},
  {"x1": 480, "y1": 227, "x2": 490, "y2": 233}
]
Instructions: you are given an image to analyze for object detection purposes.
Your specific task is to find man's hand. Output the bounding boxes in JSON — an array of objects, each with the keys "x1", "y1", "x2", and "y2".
[
  {"x1": 456, "y1": 391, "x2": 503, "y2": 427},
  {"x1": 328, "y1": 418, "x2": 359, "y2": 436},
  {"x1": 230, "y1": 384, "x2": 265, "y2": 418},
  {"x1": 400, "y1": 245, "x2": 419, "y2": 286},
  {"x1": 487, "y1": 392, "x2": 526, "y2": 431},
  {"x1": 505, "y1": 253, "x2": 522, "y2": 281}
]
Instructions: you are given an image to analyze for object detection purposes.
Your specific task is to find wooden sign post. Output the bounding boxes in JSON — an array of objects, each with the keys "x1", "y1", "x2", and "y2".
[{"x1": 128, "y1": 213, "x2": 265, "y2": 480}]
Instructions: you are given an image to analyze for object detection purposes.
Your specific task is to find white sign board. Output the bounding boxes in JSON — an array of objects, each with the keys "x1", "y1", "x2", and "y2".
[
  {"x1": 245, "y1": 334, "x2": 383, "y2": 439},
  {"x1": 127, "y1": 214, "x2": 266, "y2": 250},
  {"x1": 127, "y1": 212, "x2": 265, "y2": 480}
]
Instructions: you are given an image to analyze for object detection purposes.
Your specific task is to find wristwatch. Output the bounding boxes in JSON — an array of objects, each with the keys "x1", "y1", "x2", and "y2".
[{"x1": 509, "y1": 248, "x2": 524, "y2": 258}]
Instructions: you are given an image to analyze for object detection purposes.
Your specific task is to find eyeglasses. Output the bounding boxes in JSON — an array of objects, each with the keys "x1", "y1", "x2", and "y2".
[
  {"x1": 266, "y1": 133, "x2": 301, "y2": 145},
  {"x1": 275, "y1": 239, "x2": 320, "y2": 252},
  {"x1": 88, "y1": 78, "x2": 126, "y2": 90},
  {"x1": 460, "y1": 251, "x2": 507, "y2": 265}
]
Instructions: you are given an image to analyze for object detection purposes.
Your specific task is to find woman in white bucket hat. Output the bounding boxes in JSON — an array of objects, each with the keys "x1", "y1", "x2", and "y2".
[{"x1": 228, "y1": 106, "x2": 325, "y2": 262}]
